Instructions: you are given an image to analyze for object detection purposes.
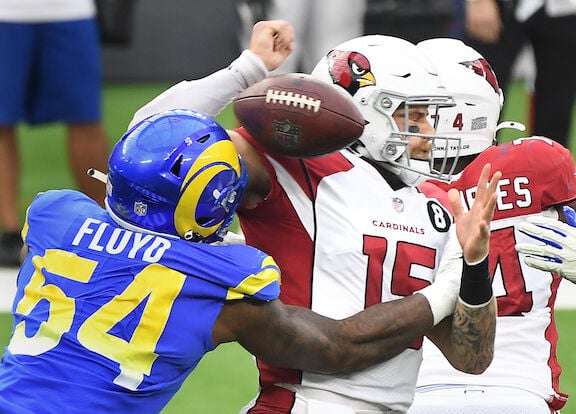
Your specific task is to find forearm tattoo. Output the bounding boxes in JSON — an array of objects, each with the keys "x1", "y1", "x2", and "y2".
[{"x1": 452, "y1": 298, "x2": 496, "y2": 373}]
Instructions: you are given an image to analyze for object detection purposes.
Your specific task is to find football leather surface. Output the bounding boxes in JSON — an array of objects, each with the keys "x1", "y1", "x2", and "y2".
[{"x1": 233, "y1": 73, "x2": 365, "y2": 158}]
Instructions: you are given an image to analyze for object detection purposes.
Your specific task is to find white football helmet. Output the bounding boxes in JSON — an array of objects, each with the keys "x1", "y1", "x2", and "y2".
[
  {"x1": 311, "y1": 35, "x2": 459, "y2": 185},
  {"x1": 417, "y1": 38, "x2": 523, "y2": 168}
]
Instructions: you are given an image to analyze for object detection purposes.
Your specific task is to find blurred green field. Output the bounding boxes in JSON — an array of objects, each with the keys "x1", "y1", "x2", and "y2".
[{"x1": 2, "y1": 79, "x2": 576, "y2": 413}]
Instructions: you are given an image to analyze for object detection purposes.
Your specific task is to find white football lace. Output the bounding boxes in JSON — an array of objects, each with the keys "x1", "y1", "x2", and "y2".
[{"x1": 265, "y1": 89, "x2": 321, "y2": 112}]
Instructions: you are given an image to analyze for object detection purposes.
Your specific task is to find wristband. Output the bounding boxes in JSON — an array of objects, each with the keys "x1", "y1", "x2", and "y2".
[{"x1": 459, "y1": 256, "x2": 493, "y2": 306}]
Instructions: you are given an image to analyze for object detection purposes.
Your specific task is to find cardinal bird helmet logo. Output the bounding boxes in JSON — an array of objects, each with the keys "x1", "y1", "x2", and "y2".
[
  {"x1": 325, "y1": 50, "x2": 375, "y2": 96},
  {"x1": 460, "y1": 58, "x2": 500, "y2": 95}
]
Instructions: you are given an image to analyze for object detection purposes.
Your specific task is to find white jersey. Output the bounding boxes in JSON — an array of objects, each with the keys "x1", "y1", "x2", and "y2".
[
  {"x1": 415, "y1": 137, "x2": 576, "y2": 411},
  {"x1": 0, "y1": 0, "x2": 95, "y2": 22},
  {"x1": 124, "y1": 48, "x2": 467, "y2": 413},
  {"x1": 237, "y1": 130, "x2": 463, "y2": 413}
]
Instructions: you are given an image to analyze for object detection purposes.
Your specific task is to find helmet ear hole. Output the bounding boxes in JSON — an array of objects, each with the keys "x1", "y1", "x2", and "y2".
[
  {"x1": 170, "y1": 154, "x2": 183, "y2": 177},
  {"x1": 197, "y1": 216, "x2": 211, "y2": 225},
  {"x1": 197, "y1": 134, "x2": 210, "y2": 144}
]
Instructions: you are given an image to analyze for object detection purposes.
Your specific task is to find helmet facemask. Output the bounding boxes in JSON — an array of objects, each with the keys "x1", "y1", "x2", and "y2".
[
  {"x1": 311, "y1": 34, "x2": 461, "y2": 186},
  {"x1": 349, "y1": 86, "x2": 459, "y2": 185},
  {"x1": 417, "y1": 38, "x2": 523, "y2": 176}
]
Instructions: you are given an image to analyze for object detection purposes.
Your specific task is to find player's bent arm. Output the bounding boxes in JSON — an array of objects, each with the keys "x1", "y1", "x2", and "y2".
[
  {"x1": 425, "y1": 163, "x2": 499, "y2": 373},
  {"x1": 213, "y1": 295, "x2": 435, "y2": 374},
  {"x1": 129, "y1": 50, "x2": 267, "y2": 128},
  {"x1": 129, "y1": 20, "x2": 293, "y2": 129},
  {"x1": 426, "y1": 296, "x2": 496, "y2": 374},
  {"x1": 422, "y1": 235, "x2": 496, "y2": 374}
]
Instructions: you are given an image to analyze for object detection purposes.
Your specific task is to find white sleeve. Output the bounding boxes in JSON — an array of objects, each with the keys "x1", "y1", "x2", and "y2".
[
  {"x1": 415, "y1": 230, "x2": 462, "y2": 325},
  {"x1": 129, "y1": 50, "x2": 268, "y2": 129}
]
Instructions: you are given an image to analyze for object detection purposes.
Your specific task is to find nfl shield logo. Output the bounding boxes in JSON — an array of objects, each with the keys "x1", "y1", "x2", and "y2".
[
  {"x1": 134, "y1": 201, "x2": 148, "y2": 216},
  {"x1": 392, "y1": 197, "x2": 404, "y2": 213},
  {"x1": 273, "y1": 120, "x2": 301, "y2": 149}
]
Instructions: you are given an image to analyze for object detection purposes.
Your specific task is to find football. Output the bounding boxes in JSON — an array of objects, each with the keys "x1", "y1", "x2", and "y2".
[{"x1": 233, "y1": 73, "x2": 365, "y2": 158}]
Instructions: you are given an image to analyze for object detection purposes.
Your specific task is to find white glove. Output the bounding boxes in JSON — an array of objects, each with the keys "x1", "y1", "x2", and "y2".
[{"x1": 515, "y1": 215, "x2": 576, "y2": 283}]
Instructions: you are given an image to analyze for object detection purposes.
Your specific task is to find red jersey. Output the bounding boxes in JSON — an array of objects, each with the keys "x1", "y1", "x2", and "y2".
[
  {"x1": 236, "y1": 127, "x2": 462, "y2": 413},
  {"x1": 418, "y1": 136, "x2": 576, "y2": 410}
]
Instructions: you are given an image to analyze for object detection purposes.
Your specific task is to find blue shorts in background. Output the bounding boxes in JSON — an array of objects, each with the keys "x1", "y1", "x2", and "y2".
[{"x1": 0, "y1": 18, "x2": 102, "y2": 125}]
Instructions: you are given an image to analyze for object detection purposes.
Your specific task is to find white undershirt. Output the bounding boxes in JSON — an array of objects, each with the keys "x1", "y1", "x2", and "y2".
[{"x1": 0, "y1": 0, "x2": 96, "y2": 22}]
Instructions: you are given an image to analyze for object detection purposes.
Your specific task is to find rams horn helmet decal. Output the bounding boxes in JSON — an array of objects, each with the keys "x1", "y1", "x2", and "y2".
[{"x1": 106, "y1": 109, "x2": 247, "y2": 243}]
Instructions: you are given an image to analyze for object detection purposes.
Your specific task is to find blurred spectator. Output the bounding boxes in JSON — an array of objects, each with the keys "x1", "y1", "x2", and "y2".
[
  {"x1": 237, "y1": 0, "x2": 270, "y2": 50},
  {"x1": 364, "y1": 0, "x2": 459, "y2": 42},
  {"x1": 0, "y1": 0, "x2": 109, "y2": 267},
  {"x1": 264, "y1": 0, "x2": 367, "y2": 73},
  {"x1": 96, "y1": 0, "x2": 138, "y2": 46},
  {"x1": 463, "y1": 0, "x2": 576, "y2": 147},
  {"x1": 104, "y1": 0, "x2": 241, "y2": 81}
]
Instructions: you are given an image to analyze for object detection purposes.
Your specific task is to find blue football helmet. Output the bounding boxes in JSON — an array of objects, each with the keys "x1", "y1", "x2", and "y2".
[{"x1": 106, "y1": 109, "x2": 247, "y2": 243}]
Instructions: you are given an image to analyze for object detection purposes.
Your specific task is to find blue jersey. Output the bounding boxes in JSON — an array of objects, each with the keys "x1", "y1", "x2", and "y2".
[{"x1": 0, "y1": 190, "x2": 280, "y2": 413}]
